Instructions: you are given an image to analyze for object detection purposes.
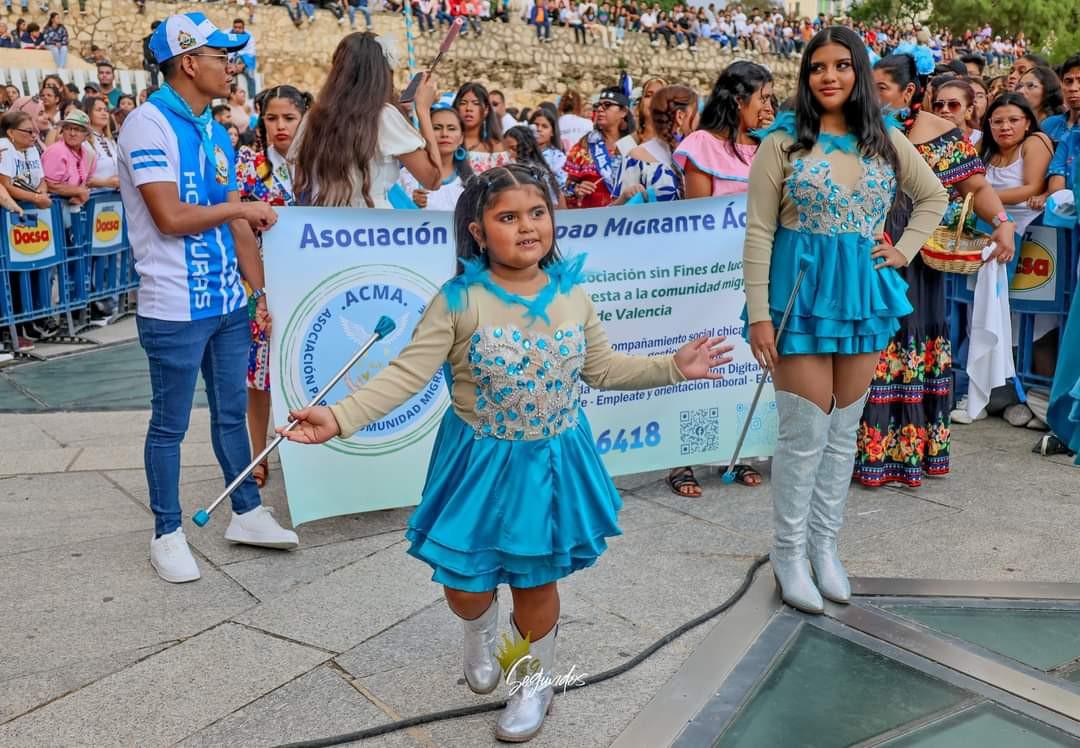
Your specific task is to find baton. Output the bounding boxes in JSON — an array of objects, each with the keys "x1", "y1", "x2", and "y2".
[
  {"x1": 192, "y1": 314, "x2": 397, "y2": 527},
  {"x1": 400, "y1": 17, "x2": 465, "y2": 104},
  {"x1": 721, "y1": 254, "x2": 814, "y2": 484}
]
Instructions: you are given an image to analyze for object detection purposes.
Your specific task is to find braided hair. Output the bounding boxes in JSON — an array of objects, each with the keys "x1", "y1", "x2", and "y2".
[
  {"x1": 649, "y1": 85, "x2": 698, "y2": 151},
  {"x1": 503, "y1": 125, "x2": 562, "y2": 202}
]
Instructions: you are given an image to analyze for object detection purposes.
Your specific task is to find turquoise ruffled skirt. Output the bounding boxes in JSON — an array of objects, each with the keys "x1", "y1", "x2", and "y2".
[
  {"x1": 746, "y1": 227, "x2": 913, "y2": 355},
  {"x1": 404, "y1": 408, "x2": 622, "y2": 592}
]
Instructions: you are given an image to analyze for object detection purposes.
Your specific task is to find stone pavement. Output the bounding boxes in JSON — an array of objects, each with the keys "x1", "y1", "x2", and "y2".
[{"x1": 0, "y1": 398, "x2": 1078, "y2": 746}]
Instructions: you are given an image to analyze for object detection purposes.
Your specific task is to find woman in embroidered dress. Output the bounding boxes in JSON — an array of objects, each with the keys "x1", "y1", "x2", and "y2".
[
  {"x1": 854, "y1": 47, "x2": 1016, "y2": 489},
  {"x1": 744, "y1": 27, "x2": 948, "y2": 615},
  {"x1": 237, "y1": 85, "x2": 312, "y2": 488},
  {"x1": 279, "y1": 164, "x2": 734, "y2": 741},
  {"x1": 454, "y1": 81, "x2": 511, "y2": 174},
  {"x1": 564, "y1": 87, "x2": 634, "y2": 208},
  {"x1": 617, "y1": 84, "x2": 697, "y2": 204}
]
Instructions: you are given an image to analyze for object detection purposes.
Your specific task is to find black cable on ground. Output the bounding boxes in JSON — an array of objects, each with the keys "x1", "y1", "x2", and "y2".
[{"x1": 276, "y1": 554, "x2": 770, "y2": 748}]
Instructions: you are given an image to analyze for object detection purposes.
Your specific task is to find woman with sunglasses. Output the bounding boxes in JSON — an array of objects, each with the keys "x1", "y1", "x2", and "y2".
[
  {"x1": 931, "y1": 78, "x2": 981, "y2": 146},
  {"x1": 0, "y1": 109, "x2": 52, "y2": 351},
  {"x1": 564, "y1": 86, "x2": 634, "y2": 208},
  {"x1": 854, "y1": 47, "x2": 1014, "y2": 489}
]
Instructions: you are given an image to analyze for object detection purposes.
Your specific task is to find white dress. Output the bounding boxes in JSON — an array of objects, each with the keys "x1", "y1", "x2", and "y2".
[{"x1": 290, "y1": 104, "x2": 425, "y2": 209}]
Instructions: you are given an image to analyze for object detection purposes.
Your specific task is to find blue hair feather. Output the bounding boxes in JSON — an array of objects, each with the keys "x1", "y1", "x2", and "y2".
[{"x1": 892, "y1": 42, "x2": 935, "y2": 76}]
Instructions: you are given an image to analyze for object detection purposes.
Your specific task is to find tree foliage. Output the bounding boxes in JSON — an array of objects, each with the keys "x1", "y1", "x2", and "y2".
[
  {"x1": 849, "y1": 0, "x2": 930, "y2": 28},
  {"x1": 928, "y1": 0, "x2": 1080, "y2": 59}
]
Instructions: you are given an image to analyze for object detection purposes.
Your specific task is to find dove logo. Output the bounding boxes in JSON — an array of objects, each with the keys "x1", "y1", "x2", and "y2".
[{"x1": 282, "y1": 266, "x2": 450, "y2": 456}]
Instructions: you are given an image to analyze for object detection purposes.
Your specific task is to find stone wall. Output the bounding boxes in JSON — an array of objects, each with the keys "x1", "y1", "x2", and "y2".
[{"x1": 48, "y1": 0, "x2": 801, "y2": 105}]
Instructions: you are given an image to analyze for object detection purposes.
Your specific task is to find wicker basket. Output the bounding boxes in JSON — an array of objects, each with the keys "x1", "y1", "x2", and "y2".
[{"x1": 920, "y1": 192, "x2": 990, "y2": 274}]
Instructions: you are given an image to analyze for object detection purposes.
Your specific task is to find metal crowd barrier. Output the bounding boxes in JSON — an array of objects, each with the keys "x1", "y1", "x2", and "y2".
[
  {"x1": 945, "y1": 219, "x2": 1079, "y2": 395},
  {"x1": 1, "y1": 193, "x2": 136, "y2": 354}
]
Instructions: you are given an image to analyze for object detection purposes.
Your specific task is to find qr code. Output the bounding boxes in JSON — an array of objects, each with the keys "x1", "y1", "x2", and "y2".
[{"x1": 680, "y1": 408, "x2": 721, "y2": 456}]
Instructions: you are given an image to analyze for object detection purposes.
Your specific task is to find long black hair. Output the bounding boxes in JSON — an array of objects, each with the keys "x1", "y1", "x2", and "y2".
[
  {"x1": 979, "y1": 92, "x2": 1044, "y2": 162},
  {"x1": 255, "y1": 85, "x2": 313, "y2": 154},
  {"x1": 504, "y1": 125, "x2": 562, "y2": 200},
  {"x1": 1019, "y1": 65, "x2": 1065, "y2": 120},
  {"x1": 429, "y1": 107, "x2": 474, "y2": 183},
  {"x1": 453, "y1": 164, "x2": 560, "y2": 273},
  {"x1": 875, "y1": 51, "x2": 927, "y2": 114},
  {"x1": 789, "y1": 27, "x2": 899, "y2": 181},
  {"x1": 698, "y1": 60, "x2": 773, "y2": 164},
  {"x1": 454, "y1": 81, "x2": 503, "y2": 147},
  {"x1": 528, "y1": 107, "x2": 563, "y2": 153}
]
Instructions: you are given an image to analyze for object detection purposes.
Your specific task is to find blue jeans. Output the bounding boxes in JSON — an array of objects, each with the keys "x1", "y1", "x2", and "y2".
[
  {"x1": 348, "y1": 2, "x2": 371, "y2": 27},
  {"x1": 138, "y1": 307, "x2": 261, "y2": 536}
]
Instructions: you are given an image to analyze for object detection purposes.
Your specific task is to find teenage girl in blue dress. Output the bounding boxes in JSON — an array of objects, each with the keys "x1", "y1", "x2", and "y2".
[{"x1": 744, "y1": 26, "x2": 948, "y2": 614}]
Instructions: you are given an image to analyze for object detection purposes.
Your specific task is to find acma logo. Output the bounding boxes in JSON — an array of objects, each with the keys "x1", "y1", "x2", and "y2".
[
  {"x1": 10, "y1": 218, "x2": 51, "y2": 256},
  {"x1": 94, "y1": 210, "x2": 121, "y2": 243},
  {"x1": 1011, "y1": 239, "x2": 1054, "y2": 292}
]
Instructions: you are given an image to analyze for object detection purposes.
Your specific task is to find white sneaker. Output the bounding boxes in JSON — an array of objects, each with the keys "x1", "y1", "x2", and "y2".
[
  {"x1": 150, "y1": 529, "x2": 201, "y2": 583},
  {"x1": 950, "y1": 397, "x2": 986, "y2": 425},
  {"x1": 224, "y1": 505, "x2": 299, "y2": 549}
]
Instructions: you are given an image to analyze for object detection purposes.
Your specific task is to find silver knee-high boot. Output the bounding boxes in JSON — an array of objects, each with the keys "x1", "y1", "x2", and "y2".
[
  {"x1": 461, "y1": 594, "x2": 502, "y2": 694},
  {"x1": 808, "y1": 392, "x2": 868, "y2": 604},
  {"x1": 495, "y1": 615, "x2": 557, "y2": 742},
  {"x1": 771, "y1": 391, "x2": 832, "y2": 614}
]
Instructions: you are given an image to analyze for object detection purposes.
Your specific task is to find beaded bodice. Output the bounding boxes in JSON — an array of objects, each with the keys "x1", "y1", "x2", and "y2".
[
  {"x1": 468, "y1": 323, "x2": 587, "y2": 441},
  {"x1": 786, "y1": 154, "x2": 895, "y2": 238}
]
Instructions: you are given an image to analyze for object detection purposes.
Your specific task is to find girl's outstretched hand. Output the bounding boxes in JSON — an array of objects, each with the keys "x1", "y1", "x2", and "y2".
[
  {"x1": 276, "y1": 405, "x2": 341, "y2": 445},
  {"x1": 674, "y1": 335, "x2": 735, "y2": 380}
]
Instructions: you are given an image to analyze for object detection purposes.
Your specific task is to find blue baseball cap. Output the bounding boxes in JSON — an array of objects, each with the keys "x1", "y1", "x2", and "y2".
[{"x1": 148, "y1": 12, "x2": 250, "y2": 64}]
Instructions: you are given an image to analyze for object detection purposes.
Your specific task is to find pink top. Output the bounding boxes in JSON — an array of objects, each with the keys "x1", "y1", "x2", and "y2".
[
  {"x1": 673, "y1": 130, "x2": 757, "y2": 196},
  {"x1": 42, "y1": 141, "x2": 95, "y2": 186}
]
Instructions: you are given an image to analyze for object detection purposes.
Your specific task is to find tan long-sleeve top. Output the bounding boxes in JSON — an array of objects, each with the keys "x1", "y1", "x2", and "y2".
[
  {"x1": 743, "y1": 125, "x2": 949, "y2": 324},
  {"x1": 329, "y1": 277, "x2": 686, "y2": 440}
]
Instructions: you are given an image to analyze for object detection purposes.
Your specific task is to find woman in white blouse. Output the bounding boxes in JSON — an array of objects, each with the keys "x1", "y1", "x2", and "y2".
[
  {"x1": 85, "y1": 96, "x2": 120, "y2": 193},
  {"x1": 291, "y1": 32, "x2": 442, "y2": 207}
]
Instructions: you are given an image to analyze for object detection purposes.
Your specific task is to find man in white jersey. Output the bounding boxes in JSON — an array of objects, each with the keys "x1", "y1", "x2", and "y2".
[{"x1": 119, "y1": 12, "x2": 299, "y2": 584}]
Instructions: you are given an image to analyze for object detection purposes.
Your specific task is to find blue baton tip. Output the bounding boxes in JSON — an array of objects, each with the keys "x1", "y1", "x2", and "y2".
[
  {"x1": 721, "y1": 472, "x2": 736, "y2": 485},
  {"x1": 192, "y1": 510, "x2": 210, "y2": 527},
  {"x1": 374, "y1": 315, "x2": 396, "y2": 339}
]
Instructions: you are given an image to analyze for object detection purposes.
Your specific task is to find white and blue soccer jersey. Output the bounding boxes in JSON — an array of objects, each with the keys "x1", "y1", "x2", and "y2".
[{"x1": 119, "y1": 102, "x2": 245, "y2": 322}]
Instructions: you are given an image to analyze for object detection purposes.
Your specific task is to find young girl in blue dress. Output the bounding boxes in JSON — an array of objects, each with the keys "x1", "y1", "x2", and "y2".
[
  {"x1": 743, "y1": 26, "x2": 947, "y2": 614},
  {"x1": 279, "y1": 164, "x2": 733, "y2": 742}
]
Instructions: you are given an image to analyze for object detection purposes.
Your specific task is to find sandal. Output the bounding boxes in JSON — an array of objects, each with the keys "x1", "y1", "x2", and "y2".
[
  {"x1": 252, "y1": 460, "x2": 270, "y2": 489},
  {"x1": 667, "y1": 466, "x2": 702, "y2": 497},
  {"x1": 1033, "y1": 434, "x2": 1075, "y2": 457},
  {"x1": 729, "y1": 463, "x2": 763, "y2": 486}
]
